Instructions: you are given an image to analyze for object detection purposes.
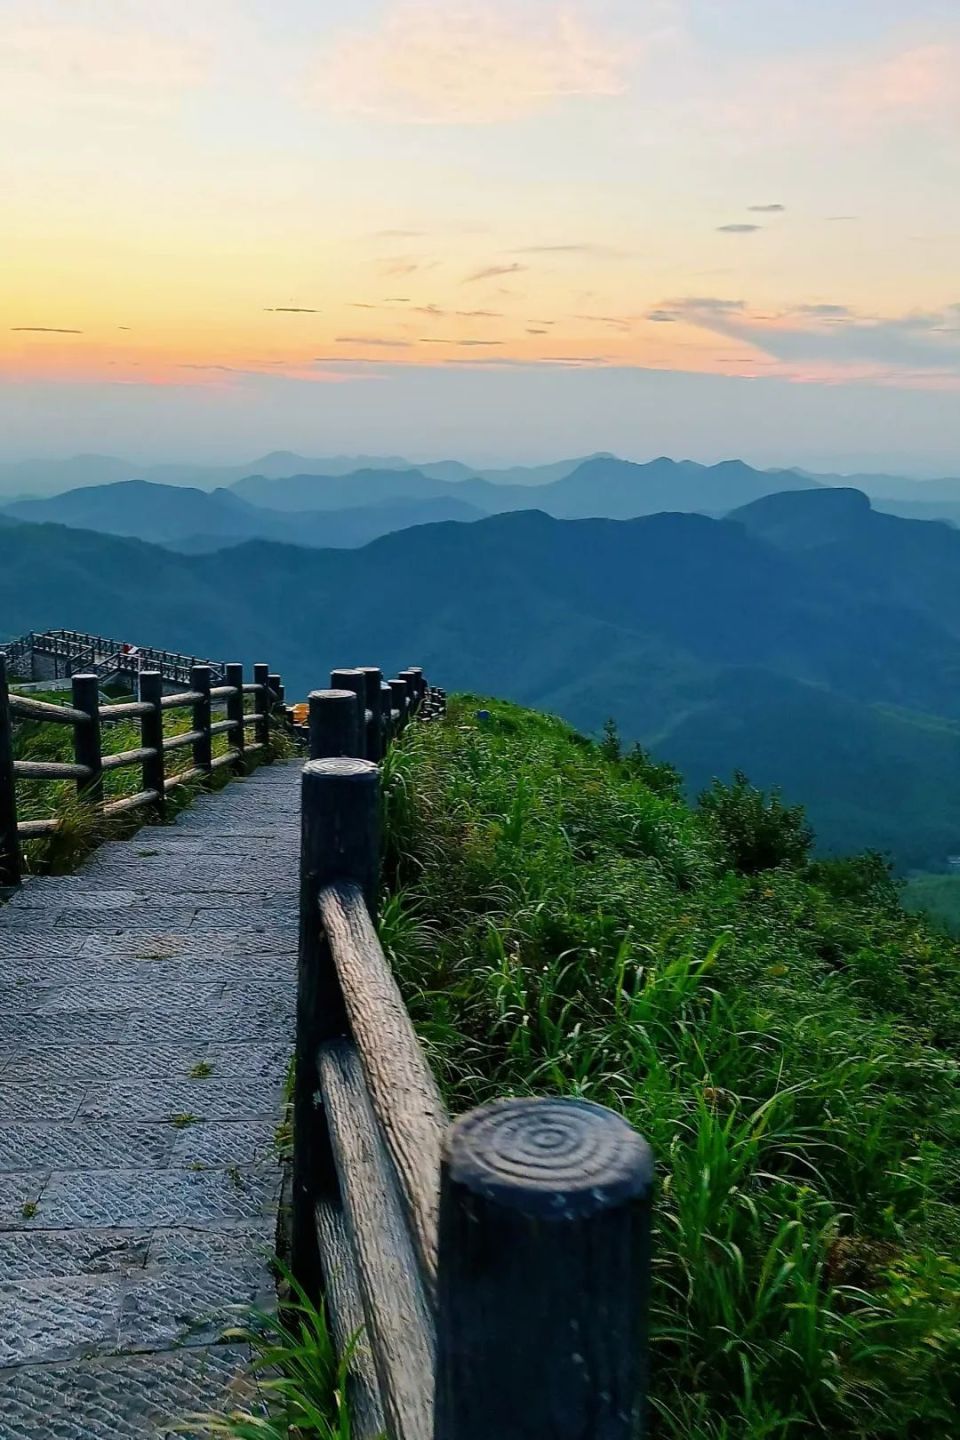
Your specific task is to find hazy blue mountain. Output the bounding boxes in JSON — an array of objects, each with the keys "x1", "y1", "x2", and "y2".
[
  {"x1": 229, "y1": 467, "x2": 477, "y2": 512},
  {"x1": 3, "y1": 479, "x2": 484, "y2": 550},
  {"x1": 231, "y1": 454, "x2": 821, "y2": 519},
  {"x1": 6, "y1": 491, "x2": 960, "y2": 865}
]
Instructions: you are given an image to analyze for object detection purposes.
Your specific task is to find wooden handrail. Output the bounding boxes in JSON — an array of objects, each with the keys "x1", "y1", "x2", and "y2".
[
  {"x1": 292, "y1": 684, "x2": 653, "y2": 1440},
  {"x1": 0, "y1": 652, "x2": 294, "y2": 885}
]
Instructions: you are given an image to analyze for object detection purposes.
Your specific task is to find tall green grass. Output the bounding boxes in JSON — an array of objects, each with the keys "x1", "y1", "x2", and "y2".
[{"x1": 379, "y1": 697, "x2": 960, "y2": 1439}]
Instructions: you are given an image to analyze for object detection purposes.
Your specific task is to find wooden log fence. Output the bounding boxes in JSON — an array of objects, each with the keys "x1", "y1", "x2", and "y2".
[
  {"x1": 0, "y1": 654, "x2": 289, "y2": 890},
  {"x1": 294, "y1": 668, "x2": 653, "y2": 1440}
]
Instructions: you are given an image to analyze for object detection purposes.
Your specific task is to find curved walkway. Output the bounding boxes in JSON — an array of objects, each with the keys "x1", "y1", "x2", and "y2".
[{"x1": 0, "y1": 761, "x2": 301, "y2": 1438}]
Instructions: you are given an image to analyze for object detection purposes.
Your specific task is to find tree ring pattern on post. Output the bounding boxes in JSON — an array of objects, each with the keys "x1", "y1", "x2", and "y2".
[{"x1": 445, "y1": 1096, "x2": 653, "y2": 1218}]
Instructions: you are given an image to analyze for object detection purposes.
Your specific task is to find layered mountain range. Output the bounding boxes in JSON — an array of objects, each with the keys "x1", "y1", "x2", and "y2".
[{"x1": 3, "y1": 481, "x2": 960, "y2": 866}]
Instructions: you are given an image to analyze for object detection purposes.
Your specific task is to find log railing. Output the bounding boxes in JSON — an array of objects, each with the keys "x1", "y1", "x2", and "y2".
[
  {"x1": 293, "y1": 669, "x2": 654, "y2": 1439},
  {"x1": 0, "y1": 656, "x2": 286, "y2": 889}
]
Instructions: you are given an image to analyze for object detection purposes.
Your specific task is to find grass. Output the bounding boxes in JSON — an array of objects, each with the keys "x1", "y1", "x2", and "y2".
[
  {"x1": 374, "y1": 696, "x2": 960, "y2": 1440},
  {"x1": 191, "y1": 1273, "x2": 371, "y2": 1440},
  {"x1": 195, "y1": 696, "x2": 960, "y2": 1438},
  {"x1": 7, "y1": 686, "x2": 293, "y2": 876}
]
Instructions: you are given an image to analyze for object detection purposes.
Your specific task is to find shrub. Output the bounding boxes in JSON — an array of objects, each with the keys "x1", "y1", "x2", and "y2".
[{"x1": 698, "y1": 769, "x2": 814, "y2": 873}]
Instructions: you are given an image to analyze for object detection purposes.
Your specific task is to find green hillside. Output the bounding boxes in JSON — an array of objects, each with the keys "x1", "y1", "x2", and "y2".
[
  {"x1": 381, "y1": 698, "x2": 960, "y2": 1439},
  {"x1": 5, "y1": 492, "x2": 960, "y2": 865}
]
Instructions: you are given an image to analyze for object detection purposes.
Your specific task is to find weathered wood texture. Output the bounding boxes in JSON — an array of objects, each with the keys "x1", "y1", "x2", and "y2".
[
  {"x1": 319, "y1": 879, "x2": 447, "y2": 1289},
  {"x1": 139, "y1": 670, "x2": 166, "y2": 819},
  {"x1": 0, "y1": 656, "x2": 21, "y2": 887},
  {"x1": 433, "y1": 1097, "x2": 654, "y2": 1440},
  {"x1": 72, "y1": 674, "x2": 103, "y2": 806},
  {"x1": 320, "y1": 1039, "x2": 436, "y2": 1440},
  {"x1": 315, "y1": 1194, "x2": 388, "y2": 1440},
  {"x1": 308, "y1": 689, "x2": 362, "y2": 761},
  {"x1": 292, "y1": 757, "x2": 380, "y2": 1299}
]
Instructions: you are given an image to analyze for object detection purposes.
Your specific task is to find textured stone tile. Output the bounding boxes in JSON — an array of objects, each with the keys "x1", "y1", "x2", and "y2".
[
  {"x1": 0, "y1": 1041, "x2": 214, "y2": 1084},
  {"x1": 36, "y1": 980, "x2": 224, "y2": 1013},
  {"x1": 56, "y1": 908, "x2": 199, "y2": 931},
  {"x1": 118, "y1": 1261, "x2": 270, "y2": 1351},
  {"x1": 0, "y1": 1010, "x2": 132, "y2": 1047},
  {"x1": 0, "y1": 984, "x2": 63, "y2": 1014},
  {"x1": 203, "y1": 1043, "x2": 292, "y2": 1080},
  {"x1": 171, "y1": 1121, "x2": 279, "y2": 1169},
  {"x1": 79, "y1": 1077, "x2": 283, "y2": 1124},
  {"x1": 82, "y1": 929, "x2": 292, "y2": 960},
  {"x1": 0, "y1": 1342, "x2": 256, "y2": 1439},
  {"x1": 0, "y1": 1228, "x2": 150, "y2": 1281},
  {"x1": 0, "y1": 1082, "x2": 86, "y2": 1123},
  {"x1": 32, "y1": 1166, "x2": 280, "y2": 1228},
  {"x1": 7, "y1": 888, "x2": 138, "y2": 911},
  {"x1": 0, "y1": 1272, "x2": 122, "y2": 1365},
  {"x1": 0, "y1": 1173, "x2": 49, "y2": 1229},
  {"x1": 0, "y1": 930, "x2": 85, "y2": 960},
  {"x1": 0, "y1": 1123, "x2": 176, "y2": 1173},
  {"x1": 208, "y1": 1003, "x2": 295, "y2": 1043}
]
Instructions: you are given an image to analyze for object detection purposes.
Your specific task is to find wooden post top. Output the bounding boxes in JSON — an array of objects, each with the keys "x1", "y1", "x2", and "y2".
[{"x1": 443, "y1": 1096, "x2": 654, "y2": 1218}]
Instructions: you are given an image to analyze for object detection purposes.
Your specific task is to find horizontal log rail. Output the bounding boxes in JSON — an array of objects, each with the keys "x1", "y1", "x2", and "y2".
[
  {"x1": 290, "y1": 672, "x2": 652, "y2": 1440},
  {"x1": 0, "y1": 653, "x2": 291, "y2": 889}
]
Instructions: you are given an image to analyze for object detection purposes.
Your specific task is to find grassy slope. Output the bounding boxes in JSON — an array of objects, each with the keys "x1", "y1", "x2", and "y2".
[{"x1": 381, "y1": 699, "x2": 960, "y2": 1439}]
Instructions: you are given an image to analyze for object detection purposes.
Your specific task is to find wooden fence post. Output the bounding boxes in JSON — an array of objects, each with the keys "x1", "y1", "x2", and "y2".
[
  {"x1": 330, "y1": 669, "x2": 367, "y2": 756},
  {"x1": 433, "y1": 1096, "x2": 654, "y2": 1440},
  {"x1": 191, "y1": 664, "x2": 213, "y2": 778},
  {"x1": 380, "y1": 680, "x2": 394, "y2": 749},
  {"x1": 253, "y1": 663, "x2": 270, "y2": 749},
  {"x1": 0, "y1": 656, "x2": 22, "y2": 890},
  {"x1": 71, "y1": 673, "x2": 103, "y2": 808},
  {"x1": 399, "y1": 669, "x2": 420, "y2": 714},
  {"x1": 225, "y1": 663, "x2": 245, "y2": 772},
  {"x1": 292, "y1": 757, "x2": 381, "y2": 1302},
  {"x1": 358, "y1": 667, "x2": 384, "y2": 762},
  {"x1": 138, "y1": 670, "x2": 166, "y2": 821},
  {"x1": 389, "y1": 678, "x2": 409, "y2": 731},
  {"x1": 268, "y1": 672, "x2": 283, "y2": 715},
  {"x1": 308, "y1": 689, "x2": 361, "y2": 760}
]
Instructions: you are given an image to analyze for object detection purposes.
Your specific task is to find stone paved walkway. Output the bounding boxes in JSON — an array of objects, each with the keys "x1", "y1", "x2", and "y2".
[{"x1": 0, "y1": 761, "x2": 302, "y2": 1438}]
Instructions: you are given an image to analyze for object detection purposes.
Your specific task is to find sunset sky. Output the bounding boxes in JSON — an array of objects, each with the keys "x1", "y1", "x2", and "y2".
[{"x1": 3, "y1": 0, "x2": 960, "y2": 470}]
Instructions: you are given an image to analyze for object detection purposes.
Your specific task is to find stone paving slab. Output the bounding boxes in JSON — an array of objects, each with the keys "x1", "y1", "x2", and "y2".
[{"x1": 0, "y1": 760, "x2": 301, "y2": 1436}]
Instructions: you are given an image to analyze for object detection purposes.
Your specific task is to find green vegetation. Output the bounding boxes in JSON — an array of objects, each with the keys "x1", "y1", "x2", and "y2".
[
  {"x1": 8, "y1": 485, "x2": 960, "y2": 864},
  {"x1": 376, "y1": 697, "x2": 960, "y2": 1439},
  {"x1": 902, "y1": 871, "x2": 960, "y2": 936},
  {"x1": 199, "y1": 1274, "x2": 366, "y2": 1440}
]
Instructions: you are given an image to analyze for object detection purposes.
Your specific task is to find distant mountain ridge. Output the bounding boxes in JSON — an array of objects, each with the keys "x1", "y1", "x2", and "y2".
[{"x1": 5, "y1": 486, "x2": 960, "y2": 865}]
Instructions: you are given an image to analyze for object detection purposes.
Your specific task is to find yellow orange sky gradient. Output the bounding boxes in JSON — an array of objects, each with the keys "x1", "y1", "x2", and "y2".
[{"x1": 3, "y1": 0, "x2": 960, "y2": 464}]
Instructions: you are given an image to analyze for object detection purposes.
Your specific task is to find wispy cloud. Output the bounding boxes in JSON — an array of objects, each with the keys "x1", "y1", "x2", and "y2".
[
  {"x1": 464, "y1": 262, "x2": 527, "y2": 284},
  {"x1": 455, "y1": 309, "x2": 503, "y2": 318},
  {"x1": 716, "y1": 224, "x2": 761, "y2": 234},
  {"x1": 264, "y1": 307, "x2": 318, "y2": 313},
  {"x1": 748, "y1": 203, "x2": 785, "y2": 213},
  {"x1": 11, "y1": 326, "x2": 83, "y2": 334},
  {"x1": 653, "y1": 295, "x2": 960, "y2": 380},
  {"x1": 574, "y1": 313, "x2": 631, "y2": 330},
  {"x1": 335, "y1": 335, "x2": 412, "y2": 347},
  {"x1": 315, "y1": 2, "x2": 633, "y2": 124},
  {"x1": 511, "y1": 243, "x2": 628, "y2": 257}
]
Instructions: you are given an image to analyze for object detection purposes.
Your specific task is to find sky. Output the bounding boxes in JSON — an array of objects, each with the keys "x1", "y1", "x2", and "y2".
[{"x1": 3, "y1": 0, "x2": 960, "y2": 472}]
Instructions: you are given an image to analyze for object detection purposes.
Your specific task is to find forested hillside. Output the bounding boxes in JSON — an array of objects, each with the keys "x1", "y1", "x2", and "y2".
[{"x1": 4, "y1": 489, "x2": 960, "y2": 864}]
